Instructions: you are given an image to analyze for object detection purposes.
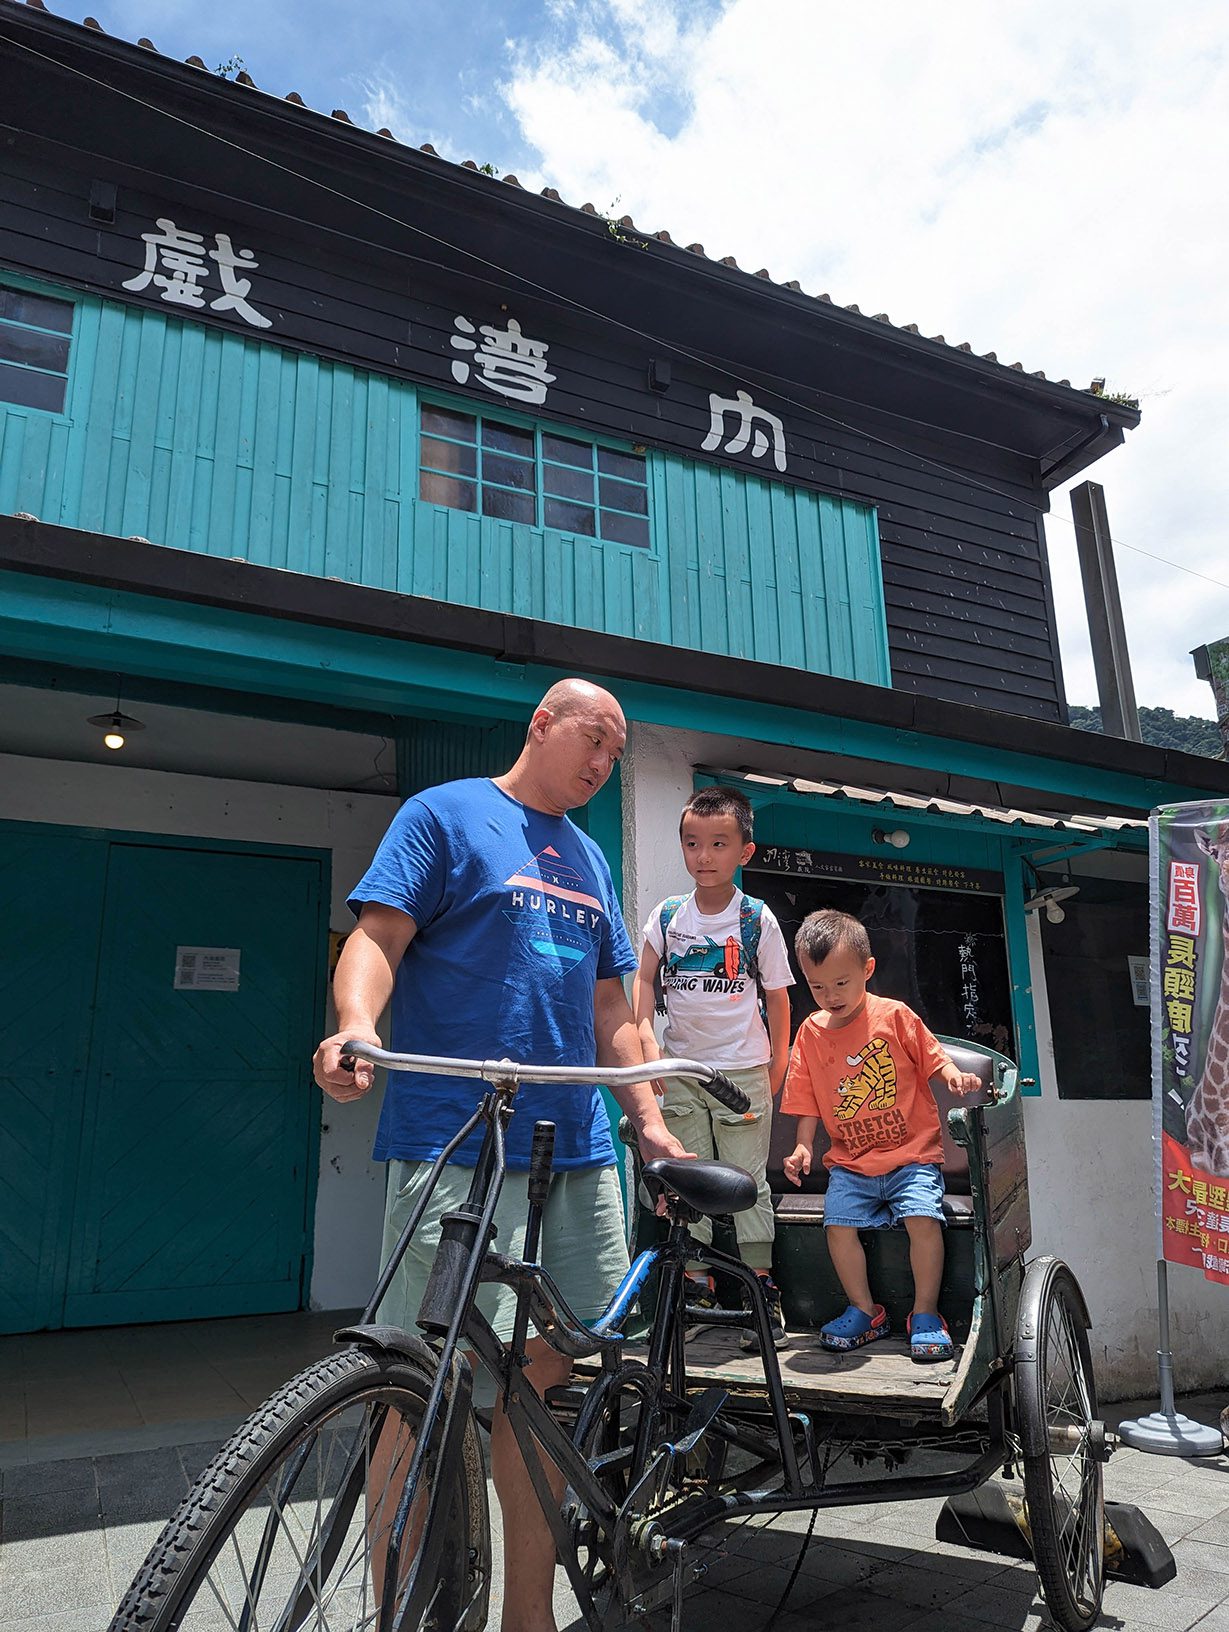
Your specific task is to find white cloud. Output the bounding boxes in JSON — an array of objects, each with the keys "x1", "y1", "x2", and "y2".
[{"x1": 501, "y1": 0, "x2": 1229, "y2": 718}]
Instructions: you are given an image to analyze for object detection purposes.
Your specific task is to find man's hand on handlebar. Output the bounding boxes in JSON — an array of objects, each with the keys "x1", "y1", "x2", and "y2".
[{"x1": 313, "y1": 1027, "x2": 382, "y2": 1102}]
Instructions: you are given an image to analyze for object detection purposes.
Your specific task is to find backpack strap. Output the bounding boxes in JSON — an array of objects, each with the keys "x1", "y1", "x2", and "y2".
[
  {"x1": 739, "y1": 893, "x2": 765, "y2": 981},
  {"x1": 658, "y1": 895, "x2": 687, "y2": 948},
  {"x1": 654, "y1": 896, "x2": 688, "y2": 1015}
]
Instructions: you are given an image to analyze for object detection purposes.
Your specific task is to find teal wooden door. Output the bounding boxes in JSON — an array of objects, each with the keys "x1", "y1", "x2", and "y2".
[
  {"x1": 0, "y1": 828, "x2": 107, "y2": 1334},
  {"x1": 0, "y1": 825, "x2": 326, "y2": 1333}
]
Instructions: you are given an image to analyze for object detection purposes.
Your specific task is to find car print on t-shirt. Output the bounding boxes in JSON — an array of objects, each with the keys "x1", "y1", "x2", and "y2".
[{"x1": 663, "y1": 935, "x2": 751, "y2": 995}]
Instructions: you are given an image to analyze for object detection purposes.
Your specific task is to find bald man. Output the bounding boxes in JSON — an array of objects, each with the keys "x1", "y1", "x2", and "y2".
[{"x1": 313, "y1": 678, "x2": 688, "y2": 1632}]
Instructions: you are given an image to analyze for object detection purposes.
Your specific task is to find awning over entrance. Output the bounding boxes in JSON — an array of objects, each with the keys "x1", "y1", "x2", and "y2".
[{"x1": 704, "y1": 768, "x2": 1149, "y2": 847}]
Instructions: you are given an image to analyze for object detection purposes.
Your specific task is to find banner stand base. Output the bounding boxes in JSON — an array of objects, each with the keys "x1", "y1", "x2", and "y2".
[{"x1": 1118, "y1": 1410, "x2": 1225, "y2": 1457}]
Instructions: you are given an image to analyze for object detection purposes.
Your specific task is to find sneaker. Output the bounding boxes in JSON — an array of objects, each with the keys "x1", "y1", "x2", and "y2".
[
  {"x1": 741, "y1": 1274, "x2": 789, "y2": 1351},
  {"x1": 683, "y1": 1276, "x2": 719, "y2": 1339}
]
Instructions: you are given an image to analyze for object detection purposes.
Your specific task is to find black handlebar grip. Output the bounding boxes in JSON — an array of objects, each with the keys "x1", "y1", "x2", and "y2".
[
  {"x1": 704, "y1": 1071, "x2": 751, "y2": 1115},
  {"x1": 527, "y1": 1120, "x2": 556, "y2": 1208}
]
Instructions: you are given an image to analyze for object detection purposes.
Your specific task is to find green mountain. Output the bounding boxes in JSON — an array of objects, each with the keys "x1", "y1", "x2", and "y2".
[{"x1": 1068, "y1": 704, "x2": 1223, "y2": 757}]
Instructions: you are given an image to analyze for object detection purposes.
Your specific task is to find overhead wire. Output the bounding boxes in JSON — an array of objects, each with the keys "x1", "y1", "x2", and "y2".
[{"x1": 6, "y1": 28, "x2": 1226, "y2": 602}]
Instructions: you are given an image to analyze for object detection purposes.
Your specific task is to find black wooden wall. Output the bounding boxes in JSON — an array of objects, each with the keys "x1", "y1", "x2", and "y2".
[{"x1": 0, "y1": 7, "x2": 1125, "y2": 725}]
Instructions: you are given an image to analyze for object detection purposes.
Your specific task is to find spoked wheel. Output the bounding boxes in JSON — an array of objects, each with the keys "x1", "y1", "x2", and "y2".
[
  {"x1": 1014, "y1": 1257, "x2": 1105, "y2": 1632},
  {"x1": 110, "y1": 1345, "x2": 490, "y2": 1632}
]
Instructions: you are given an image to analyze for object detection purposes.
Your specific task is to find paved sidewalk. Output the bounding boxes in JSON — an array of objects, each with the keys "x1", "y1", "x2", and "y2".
[{"x1": 1, "y1": 1384, "x2": 1225, "y2": 1630}]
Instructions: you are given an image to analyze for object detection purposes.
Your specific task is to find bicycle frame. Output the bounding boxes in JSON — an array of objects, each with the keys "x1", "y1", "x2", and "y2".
[{"x1": 339, "y1": 1053, "x2": 1009, "y2": 1632}]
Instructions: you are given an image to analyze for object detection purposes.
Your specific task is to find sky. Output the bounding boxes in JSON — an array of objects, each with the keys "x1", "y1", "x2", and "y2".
[{"x1": 37, "y1": 0, "x2": 1229, "y2": 719}]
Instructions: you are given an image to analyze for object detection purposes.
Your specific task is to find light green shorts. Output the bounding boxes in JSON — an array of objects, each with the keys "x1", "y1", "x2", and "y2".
[{"x1": 379, "y1": 1158, "x2": 630, "y2": 1343}]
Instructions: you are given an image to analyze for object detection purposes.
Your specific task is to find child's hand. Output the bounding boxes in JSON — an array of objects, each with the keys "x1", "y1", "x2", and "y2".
[
  {"x1": 783, "y1": 1144, "x2": 811, "y2": 1187},
  {"x1": 947, "y1": 1070, "x2": 982, "y2": 1097}
]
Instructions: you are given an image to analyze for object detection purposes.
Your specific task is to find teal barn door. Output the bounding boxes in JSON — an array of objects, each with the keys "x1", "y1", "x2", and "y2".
[{"x1": 0, "y1": 824, "x2": 327, "y2": 1333}]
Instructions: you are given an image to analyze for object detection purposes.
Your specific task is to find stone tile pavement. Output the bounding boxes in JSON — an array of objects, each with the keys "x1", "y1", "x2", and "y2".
[{"x1": 1, "y1": 1359, "x2": 1225, "y2": 1631}]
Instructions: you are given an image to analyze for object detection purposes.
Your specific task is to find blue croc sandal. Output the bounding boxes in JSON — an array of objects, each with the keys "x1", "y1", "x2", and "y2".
[
  {"x1": 819, "y1": 1303, "x2": 890, "y2": 1352},
  {"x1": 907, "y1": 1312, "x2": 953, "y2": 1363}
]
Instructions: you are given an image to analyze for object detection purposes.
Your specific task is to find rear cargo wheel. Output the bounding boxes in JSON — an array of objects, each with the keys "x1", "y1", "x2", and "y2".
[{"x1": 1015, "y1": 1257, "x2": 1105, "y2": 1632}]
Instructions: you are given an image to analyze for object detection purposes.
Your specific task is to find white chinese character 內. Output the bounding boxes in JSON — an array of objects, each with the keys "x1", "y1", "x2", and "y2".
[
  {"x1": 123, "y1": 218, "x2": 210, "y2": 308},
  {"x1": 451, "y1": 315, "x2": 556, "y2": 405},
  {"x1": 701, "y1": 388, "x2": 787, "y2": 473},
  {"x1": 208, "y1": 234, "x2": 272, "y2": 329}
]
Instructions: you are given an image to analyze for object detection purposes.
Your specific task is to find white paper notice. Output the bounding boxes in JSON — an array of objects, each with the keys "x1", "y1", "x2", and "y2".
[{"x1": 174, "y1": 946, "x2": 241, "y2": 991}]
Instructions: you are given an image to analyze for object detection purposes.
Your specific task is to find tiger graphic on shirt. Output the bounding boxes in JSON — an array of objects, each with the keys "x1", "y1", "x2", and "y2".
[{"x1": 834, "y1": 1037, "x2": 898, "y2": 1121}]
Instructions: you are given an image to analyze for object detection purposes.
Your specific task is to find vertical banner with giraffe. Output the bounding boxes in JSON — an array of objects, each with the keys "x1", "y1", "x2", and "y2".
[{"x1": 1152, "y1": 800, "x2": 1229, "y2": 1287}]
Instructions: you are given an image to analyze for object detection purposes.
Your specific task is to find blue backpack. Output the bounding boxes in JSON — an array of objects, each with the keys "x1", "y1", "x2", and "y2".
[{"x1": 653, "y1": 893, "x2": 766, "y2": 1017}]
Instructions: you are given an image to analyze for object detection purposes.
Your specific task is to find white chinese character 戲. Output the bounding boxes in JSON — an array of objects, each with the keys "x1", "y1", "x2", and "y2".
[{"x1": 124, "y1": 217, "x2": 272, "y2": 329}]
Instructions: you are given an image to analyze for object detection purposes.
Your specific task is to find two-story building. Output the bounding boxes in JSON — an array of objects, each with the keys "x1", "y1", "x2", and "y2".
[{"x1": 2, "y1": 0, "x2": 1226, "y2": 1394}]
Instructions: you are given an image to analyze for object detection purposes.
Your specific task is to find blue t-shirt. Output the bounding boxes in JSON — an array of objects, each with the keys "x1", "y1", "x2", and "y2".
[{"x1": 348, "y1": 778, "x2": 637, "y2": 1169}]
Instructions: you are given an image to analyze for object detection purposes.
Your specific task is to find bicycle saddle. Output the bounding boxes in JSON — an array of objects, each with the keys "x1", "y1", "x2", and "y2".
[{"x1": 642, "y1": 1158, "x2": 758, "y2": 1217}]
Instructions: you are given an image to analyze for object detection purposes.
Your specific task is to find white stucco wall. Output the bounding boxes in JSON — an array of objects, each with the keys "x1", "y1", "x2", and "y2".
[
  {"x1": 619, "y1": 720, "x2": 1228, "y2": 1402},
  {"x1": 0, "y1": 752, "x2": 398, "y2": 1313}
]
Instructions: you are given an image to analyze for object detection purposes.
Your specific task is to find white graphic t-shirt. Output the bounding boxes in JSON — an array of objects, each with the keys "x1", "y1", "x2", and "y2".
[{"x1": 643, "y1": 889, "x2": 794, "y2": 1068}]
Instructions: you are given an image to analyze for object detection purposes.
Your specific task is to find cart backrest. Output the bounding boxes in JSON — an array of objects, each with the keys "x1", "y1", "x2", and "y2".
[{"x1": 766, "y1": 1041, "x2": 997, "y2": 1197}]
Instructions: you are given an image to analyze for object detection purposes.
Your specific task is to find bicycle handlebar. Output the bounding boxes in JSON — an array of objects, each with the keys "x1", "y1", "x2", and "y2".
[{"x1": 339, "y1": 1040, "x2": 752, "y2": 1115}]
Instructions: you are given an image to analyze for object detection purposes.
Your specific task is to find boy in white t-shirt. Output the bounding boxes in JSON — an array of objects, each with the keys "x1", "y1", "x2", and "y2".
[{"x1": 632, "y1": 786, "x2": 794, "y2": 1346}]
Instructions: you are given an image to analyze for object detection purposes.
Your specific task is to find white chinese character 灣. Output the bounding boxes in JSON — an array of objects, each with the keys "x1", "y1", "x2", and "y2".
[
  {"x1": 451, "y1": 315, "x2": 556, "y2": 405},
  {"x1": 701, "y1": 388, "x2": 787, "y2": 472}
]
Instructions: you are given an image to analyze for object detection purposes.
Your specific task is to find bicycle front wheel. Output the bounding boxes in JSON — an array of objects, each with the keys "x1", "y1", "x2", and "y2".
[{"x1": 110, "y1": 1344, "x2": 490, "y2": 1632}]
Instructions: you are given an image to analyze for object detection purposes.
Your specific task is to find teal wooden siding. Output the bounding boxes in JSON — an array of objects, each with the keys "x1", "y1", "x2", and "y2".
[{"x1": 0, "y1": 276, "x2": 889, "y2": 685}]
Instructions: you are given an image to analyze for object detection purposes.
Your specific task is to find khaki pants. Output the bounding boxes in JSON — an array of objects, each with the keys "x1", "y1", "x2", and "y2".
[{"x1": 656, "y1": 1064, "x2": 774, "y2": 1271}]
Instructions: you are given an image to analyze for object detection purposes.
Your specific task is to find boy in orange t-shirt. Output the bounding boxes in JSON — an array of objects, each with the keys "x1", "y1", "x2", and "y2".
[{"x1": 781, "y1": 909, "x2": 980, "y2": 1361}]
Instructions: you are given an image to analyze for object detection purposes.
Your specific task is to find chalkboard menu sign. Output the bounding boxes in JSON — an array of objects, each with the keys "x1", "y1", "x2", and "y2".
[{"x1": 744, "y1": 847, "x2": 1012, "y2": 1058}]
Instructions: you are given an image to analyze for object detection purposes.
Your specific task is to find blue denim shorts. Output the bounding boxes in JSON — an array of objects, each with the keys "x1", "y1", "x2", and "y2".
[{"x1": 824, "y1": 1162, "x2": 945, "y2": 1229}]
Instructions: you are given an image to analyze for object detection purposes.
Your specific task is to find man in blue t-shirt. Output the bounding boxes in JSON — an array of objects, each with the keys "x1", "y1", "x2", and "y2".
[{"x1": 313, "y1": 676, "x2": 689, "y2": 1632}]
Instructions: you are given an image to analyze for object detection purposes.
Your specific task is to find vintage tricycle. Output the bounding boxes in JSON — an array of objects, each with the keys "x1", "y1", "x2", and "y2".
[{"x1": 111, "y1": 1038, "x2": 1115, "y2": 1632}]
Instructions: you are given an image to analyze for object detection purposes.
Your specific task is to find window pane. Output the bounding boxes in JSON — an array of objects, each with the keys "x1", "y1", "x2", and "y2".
[
  {"x1": 0, "y1": 288, "x2": 73, "y2": 333},
  {"x1": 0, "y1": 361, "x2": 66, "y2": 413},
  {"x1": 544, "y1": 497, "x2": 597, "y2": 536},
  {"x1": 597, "y1": 447, "x2": 645, "y2": 482},
  {"x1": 421, "y1": 404, "x2": 476, "y2": 442},
  {"x1": 600, "y1": 509, "x2": 650, "y2": 548},
  {"x1": 482, "y1": 486, "x2": 535, "y2": 524},
  {"x1": 419, "y1": 471, "x2": 477, "y2": 511},
  {"x1": 599, "y1": 476, "x2": 648, "y2": 516},
  {"x1": 420, "y1": 435, "x2": 477, "y2": 477},
  {"x1": 543, "y1": 462, "x2": 593, "y2": 502},
  {"x1": 483, "y1": 452, "x2": 535, "y2": 491},
  {"x1": 0, "y1": 328, "x2": 70, "y2": 372},
  {"x1": 482, "y1": 419, "x2": 534, "y2": 457},
  {"x1": 542, "y1": 433, "x2": 593, "y2": 470}
]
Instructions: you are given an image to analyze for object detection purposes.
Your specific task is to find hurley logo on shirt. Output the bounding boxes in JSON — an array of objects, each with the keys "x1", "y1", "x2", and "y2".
[{"x1": 503, "y1": 846, "x2": 605, "y2": 975}]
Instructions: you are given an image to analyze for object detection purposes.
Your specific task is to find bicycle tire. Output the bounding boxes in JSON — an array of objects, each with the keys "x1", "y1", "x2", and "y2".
[
  {"x1": 109, "y1": 1343, "x2": 490, "y2": 1632},
  {"x1": 1015, "y1": 1258, "x2": 1105, "y2": 1632}
]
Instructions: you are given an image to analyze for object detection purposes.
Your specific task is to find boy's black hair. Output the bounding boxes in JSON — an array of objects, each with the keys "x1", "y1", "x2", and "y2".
[
  {"x1": 795, "y1": 908, "x2": 871, "y2": 966},
  {"x1": 680, "y1": 785, "x2": 754, "y2": 843}
]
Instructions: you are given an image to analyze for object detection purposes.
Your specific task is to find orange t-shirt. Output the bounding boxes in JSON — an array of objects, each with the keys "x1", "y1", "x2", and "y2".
[{"x1": 780, "y1": 993, "x2": 952, "y2": 1175}]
